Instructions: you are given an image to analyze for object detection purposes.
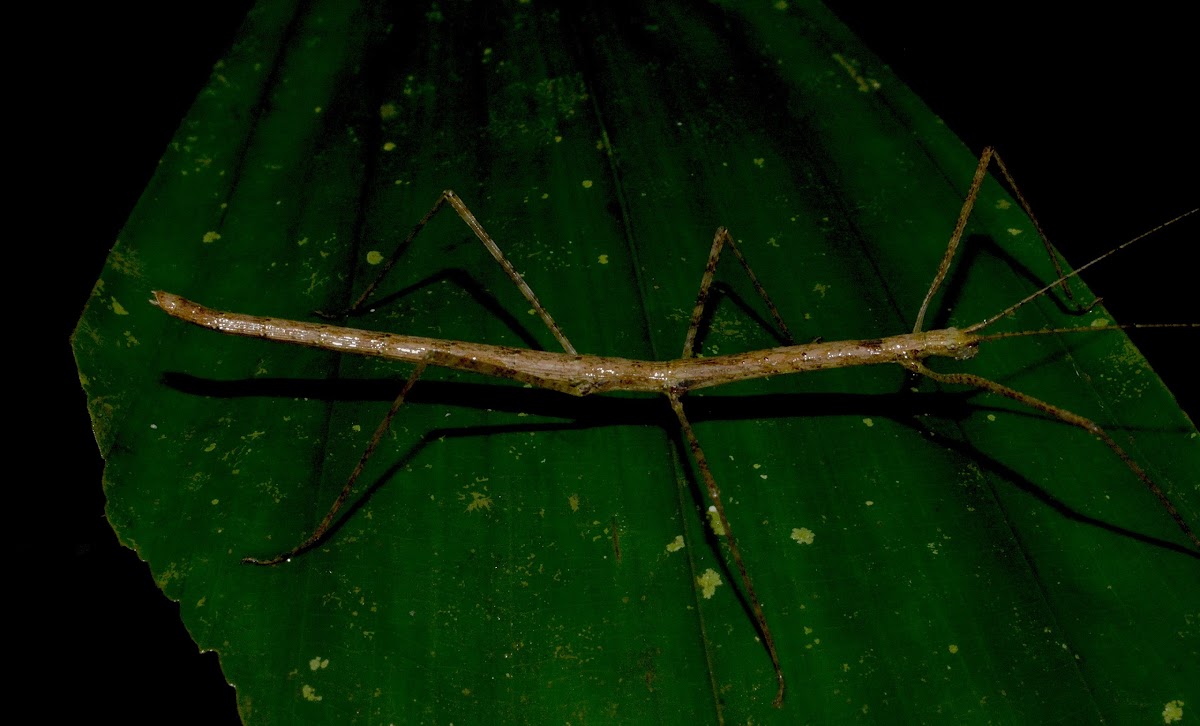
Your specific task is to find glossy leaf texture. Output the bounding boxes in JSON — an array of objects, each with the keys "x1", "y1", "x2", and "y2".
[{"x1": 73, "y1": 1, "x2": 1199, "y2": 723}]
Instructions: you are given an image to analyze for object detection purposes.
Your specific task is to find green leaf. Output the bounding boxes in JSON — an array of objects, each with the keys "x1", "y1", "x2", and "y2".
[{"x1": 74, "y1": 1, "x2": 1199, "y2": 723}]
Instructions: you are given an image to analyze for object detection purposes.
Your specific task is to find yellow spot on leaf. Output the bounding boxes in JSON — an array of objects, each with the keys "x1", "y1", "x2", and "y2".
[
  {"x1": 568, "y1": 494, "x2": 580, "y2": 512},
  {"x1": 382, "y1": 141, "x2": 396, "y2": 151},
  {"x1": 774, "y1": 1, "x2": 788, "y2": 9},
  {"x1": 707, "y1": 506, "x2": 726, "y2": 536},
  {"x1": 202, "y1": 231, "x2": 221, "y2": 244},
  {"x1": 308, "y1": 656, "x2": 329, "y2": 671},
  {"x1": 753, "y1": 157, "x2": 765, "y2": 168},
  {"x1": 696, "y1": 568, "x2": 722, "y2": 599},
  {"x1": 581, "y1": 179, "x2": 593, "y2": 188},
  {"x1": 862, "y1": 417, "x2": 874, "y2": 427},
  {"x1": 791, "y1": 527, "x2": 815, "y2": 545},
  {"x1": 465, "y1": 492, "x2": 493, "y2": 512},
  {"x1": 301, "y1": 685, "x2": 322, "y2": 702},
  {"x1": 210, "y1": 499, "x2": 219, "y2": 506},
  {"x1": 948, "y1": 644, "x2": 959, "y2": 654},
  {"x1": 597, "y1": 254, "x2": 609, "y2": 264},
  {"x1": 666, "y1": 535, "x2": 685, "y2": 553},
  {"x1": 366, "y1": 250, "x2": 384, "y2": 265},
  {"x1": 1164, "y1": 700, "x2": 1184, "y2": 724},
  {"x1": 1007, "y1": 228, "x2": 1023, "y2": 236},
  {"x1": 1091, "y1": 317, "x2": 1110, "y2": 328},
  {"x1": 379, "y1": 103, "x2": 397, "y2": 119},
  {"x1": 204, "y1": 443, "x2": 217, "y2": 452}
]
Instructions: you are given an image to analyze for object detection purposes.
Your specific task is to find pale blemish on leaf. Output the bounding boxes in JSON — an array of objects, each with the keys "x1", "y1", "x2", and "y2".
[
  {"x1": 301, "y1": 685, "x2": 322, "y2": 702},
  {"x1": 696, "y1": 568, "x2": 722, "y2": 599},
  {"x1": 791, "y1": 527, "x2": 814, "y2": 545},
  {"x1": 568, "y1": 494, "x2": 580, "y2": 512},
  {"x1": 948, "y1": 644, "x2": 959, "y2": 654},
  {"x1": 382, "y1": 141, "x2": 396, "y2": 151},
  {"x1": 379, "y1": 103, "x2": 397, "y2": 119},
  {"x1": 465, "y1": 492, "x2": 493, "y2": 512},
  {"x1": 666, "y1": 535, "x2": 685, "y2": 553},
  {"x1": 706, "y1": 506, "x2": 726, "y2": 536},
  {"x1": 308, "y1": 656, "x2": 330, "y2": 671},
  {"x1": 831, "y1": 53, "x2": 880, "y2": 92},
  {"x1": 994, "y1": 199, "x2": 1012, "y2": 210},
  {"x1": 1006, "y1": 228, "x2": 1023, "y2": 236},
  {"x1": 1090, "y1": 317, "x2": 1110, "y2": 328},
  {"x1": 753, "y1": 157, "x2": 765, "y2": 168},
  {"x1": 202, "y1": 231, "x2": 221, "y2": 244},
  {"x1": 111, "y1": 298, "x2": 129, "y2": 316},
  {"x1": 581, "y1": 179, "x2": 593, "y2": 188},
  {"x1": 597, "y1": 254, "x2": 609, "y2": 264},
  {"x1": 204, "y1": 442, "x2": 216, "y2": 452},
  {"x1": 1163, "y1": 700, "x2": 1184, "y2": 724},
  {"x1": 366, "y1": 250, "x2": 384, "y2": 265},
  {"x1": 774, "y1": 1, "x2": 788, "y2": 10},
  {"x1": 297, "y1": 237, "x2": 308, "y2": 246},
  {"x1": 812, "y1": 282, "x2": 829, "y2": 298},
  {"x1": 862, "y1": 417, "x2": 873, "y2": 427}
]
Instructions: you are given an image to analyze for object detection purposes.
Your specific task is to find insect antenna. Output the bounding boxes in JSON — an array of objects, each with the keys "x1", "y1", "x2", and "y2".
[
  {"x1": 965, "y1": 207, "x2": 1197, "y2": 334},
  {"x1": 974, "y1": 322, "x2": 1200, "y2": 345}
]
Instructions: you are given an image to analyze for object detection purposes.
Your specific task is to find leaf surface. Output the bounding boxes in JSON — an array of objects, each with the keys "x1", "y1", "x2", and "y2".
[{"x1": 74, "y1": 1, "x2": 1199, "y2": 723}]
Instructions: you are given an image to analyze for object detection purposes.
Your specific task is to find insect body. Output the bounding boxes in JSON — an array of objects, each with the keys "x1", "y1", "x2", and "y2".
[{"x1": 155, "y1": 148, "x2": 1199, "y2": 708}]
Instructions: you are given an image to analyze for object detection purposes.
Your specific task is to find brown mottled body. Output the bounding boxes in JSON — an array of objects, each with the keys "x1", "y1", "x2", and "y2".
[{"x1": 153, "y1": 292, "x2": 980, "y2": 395}]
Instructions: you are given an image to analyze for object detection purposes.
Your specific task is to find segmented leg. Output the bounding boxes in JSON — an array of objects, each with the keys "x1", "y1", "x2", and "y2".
[
  {"x1": 666, "y1": 390, "x2": 786, "y2": 708},
  {"x1": 322, "y1": 189, "x2": 576, "y2": 355},
  {"x1": 902, "y1": 360, "x2": 1200, "y2": 550},
  {"x1": 682, "y1": 226, "x2": 795, "y2": 358},
  {"x1": 248, "y1": 194, "x2": 582, "y2": 565},
  {"x1": 674, "y1": 224, "x2": 798, "y2": 704},
  {"x1": 244, "y1": 360, "x2": 430, "y2": 565},
  {"x1": 914, "y1": 147, "x2": 1099, "y2": 334}
]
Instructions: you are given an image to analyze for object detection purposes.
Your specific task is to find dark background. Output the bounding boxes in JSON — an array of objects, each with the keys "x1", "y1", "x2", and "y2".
[{"x1": 30, "y1": 3, "x2": 1195, "y2": 723}]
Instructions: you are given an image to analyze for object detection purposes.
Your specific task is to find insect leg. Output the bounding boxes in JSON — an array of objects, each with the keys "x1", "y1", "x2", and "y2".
[
  {"x1": 913, "y1": 147, "x2": 1098, "y2": 333},
  {"x1": 324, "y1": 190, "x2": 576, "y2": 354},
  {"x1": 681, "y1": 226, "x2": 795, "y2": 359},
  {"x1": 902, "y1": 360, "x2": 1200, "y2": 550},
  {"x1": 243, "y1": 360, "x2": 430, "y2": 565},
  {"x1": 666, "y1": 389, "x2": 786, "y2": 707}
]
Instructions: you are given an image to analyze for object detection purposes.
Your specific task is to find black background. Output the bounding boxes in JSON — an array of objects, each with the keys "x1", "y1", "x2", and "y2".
[{"x1": 28, "y1": 4, "x2": 1195, "y2": 723}]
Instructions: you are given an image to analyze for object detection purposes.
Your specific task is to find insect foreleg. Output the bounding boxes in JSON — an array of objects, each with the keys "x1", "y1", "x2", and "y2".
[
  {"x1": 901, "y1": 360, "x2": 1200, "y2": 550},
  {"x1": 914, "y1": 147, "x2": 1098, "y2": 334}
]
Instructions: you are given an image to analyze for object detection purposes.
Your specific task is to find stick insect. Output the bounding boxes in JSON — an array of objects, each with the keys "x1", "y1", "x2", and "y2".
[{"x1": 153, "y1": 147, "x2": 1199, "y2": 708}]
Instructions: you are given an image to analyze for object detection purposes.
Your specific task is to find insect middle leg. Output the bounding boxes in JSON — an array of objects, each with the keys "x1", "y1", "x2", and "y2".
[{"x1": 670, "y1": 225, "x2": 801, "y2": 707}]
